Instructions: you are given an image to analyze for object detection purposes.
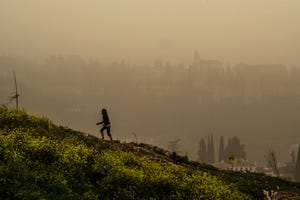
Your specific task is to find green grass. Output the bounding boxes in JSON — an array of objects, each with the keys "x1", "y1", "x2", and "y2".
[{"x1": 0, "y1": 107, "x2": 299, "y2": 199}]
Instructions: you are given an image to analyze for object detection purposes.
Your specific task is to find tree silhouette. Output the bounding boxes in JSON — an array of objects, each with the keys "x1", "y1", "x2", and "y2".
[
  {"x1": 218, "y1": 136, "x2": 225, "y2": 162},
  {"x1": 291, "y1": 149, "x2": 296, "y2": 164},
  {"x1": 210, "y1": 134, "x2": 215, "y2": 163},
  {"x1": 224, "y1": 136, "x2": 246, "y2": 161},
  {"x1": 198, "y1": 138, "x2": 207, "y2": 163},
  {"x1": 265, "y1": 149, "x2": 279, "y2": 177},
  {"x1": 228, "y1": 152, "x2": 235, "y2": 168},
  {"x1": 295, "y1": 145, "x2": 300, "y2": 180},
  {"x1": 168, "y1": 139, "x2": 180, "y2": 154}
]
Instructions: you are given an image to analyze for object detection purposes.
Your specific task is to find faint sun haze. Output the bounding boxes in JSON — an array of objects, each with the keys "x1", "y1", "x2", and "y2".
[{"x1": 0, "y1": 0, "x2": 299, "y2": 64}]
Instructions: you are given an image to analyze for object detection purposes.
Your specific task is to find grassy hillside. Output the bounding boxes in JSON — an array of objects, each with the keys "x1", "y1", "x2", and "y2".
[{"x1": 0, "y1": 108, "x2": 299, "y2": 199}]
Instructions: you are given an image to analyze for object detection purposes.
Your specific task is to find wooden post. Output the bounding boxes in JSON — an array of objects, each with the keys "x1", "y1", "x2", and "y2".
[{"x1": 13, "y1": 71, "x2": 19, "y2": 109}]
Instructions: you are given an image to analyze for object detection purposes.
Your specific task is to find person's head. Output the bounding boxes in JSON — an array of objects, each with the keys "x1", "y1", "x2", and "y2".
[{"x1": 101, "y1": 108, "x2": 107, "y2": 115}]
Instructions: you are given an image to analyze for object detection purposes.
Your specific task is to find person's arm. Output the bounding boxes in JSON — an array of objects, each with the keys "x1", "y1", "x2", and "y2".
[{"x1": 96, "y1": 121, "x2": 103, "y2": 125}]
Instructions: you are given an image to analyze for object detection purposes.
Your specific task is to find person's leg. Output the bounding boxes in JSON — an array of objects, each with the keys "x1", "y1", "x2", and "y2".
[
  {"x1": 100, "y1": 127, "x2": 106, "y2": 139},
  {"x1": 107, "y1": 127, "x2": 112, "y2": 141}
]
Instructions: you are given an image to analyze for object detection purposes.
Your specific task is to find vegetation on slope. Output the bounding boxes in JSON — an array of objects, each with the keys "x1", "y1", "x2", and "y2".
[{"x1": 0, "y1": 107, "x2": 299, "y2": 199}]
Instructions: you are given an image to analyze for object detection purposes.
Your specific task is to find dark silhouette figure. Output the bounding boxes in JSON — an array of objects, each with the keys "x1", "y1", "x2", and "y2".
[{"x1": 96, "y1": 108, "x2": 113, "y2": 141}]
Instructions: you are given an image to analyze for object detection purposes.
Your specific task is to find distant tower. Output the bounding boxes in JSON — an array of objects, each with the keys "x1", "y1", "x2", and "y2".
[
  {"x1": 295, "y1": 145, "x2": 300, "y2": 180},
  {"x1": 188, "y1": 50, "x2": 201, "y2": 86},
  {"x1": 154, "y1": 58, "x2": 163, "y2": 68},
  {"x1": 193, "y1": 50, "x2": 201, "y2": 67},
  {"x1": 218, "y1": 136, "x2": 225, "y2": 162}
]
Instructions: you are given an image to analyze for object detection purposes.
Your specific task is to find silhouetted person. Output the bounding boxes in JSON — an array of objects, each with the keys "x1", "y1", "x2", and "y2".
[{"x1": 96, "y1": 108, "x2": 113, "y2": 141}]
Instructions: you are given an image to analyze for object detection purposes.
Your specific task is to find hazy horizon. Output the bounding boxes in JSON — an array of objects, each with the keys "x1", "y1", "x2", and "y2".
[{"x1": 1, "y1": 54, "x2": 300, "y2": 165}]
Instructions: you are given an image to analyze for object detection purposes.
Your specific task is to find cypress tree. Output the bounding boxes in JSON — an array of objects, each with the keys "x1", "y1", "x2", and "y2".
[
  {"x1": 207, "y1": 135, "x2": 211, "y2": 163},
  {"x1": 197, "y1": 138, "x2": 207, "y2": 163},
  {"x1": 295, "y1": 145, "x2": 300, "y2": 180},
  {"x1": 210, "y1": 134, "x2": 215, "y2": 163},
  {"x1": 218, "y1": 136, "x2": 225, "y2": 162}
]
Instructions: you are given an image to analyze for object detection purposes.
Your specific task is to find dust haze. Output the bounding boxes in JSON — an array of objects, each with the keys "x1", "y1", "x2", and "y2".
[{"x1": 1, "y1": 0, "x2": 300, "y2": 163}]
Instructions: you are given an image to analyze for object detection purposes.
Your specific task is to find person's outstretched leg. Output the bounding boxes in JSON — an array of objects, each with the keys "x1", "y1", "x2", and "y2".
[
  {"x1": 107, "y1": 127, "x2": 113, "y2": 141},
  {"x1": 100, "y1": 127, "x2": 105, "y2": 139}
]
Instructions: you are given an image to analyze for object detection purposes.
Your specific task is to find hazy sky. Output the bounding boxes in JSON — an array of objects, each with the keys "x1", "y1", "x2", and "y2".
[{"x1": 1, "y1": 0, "x2": 300, "y2": 64}]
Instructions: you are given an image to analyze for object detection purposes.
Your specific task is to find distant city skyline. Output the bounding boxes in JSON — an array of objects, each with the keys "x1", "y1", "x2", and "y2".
[{"x1": 1, "y1": 53, "x2": 300, "y2": 164}]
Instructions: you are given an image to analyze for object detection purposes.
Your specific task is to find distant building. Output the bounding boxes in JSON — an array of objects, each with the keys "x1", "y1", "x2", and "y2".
[
  {"x1": 235, "y1": 63, "x2": 288, "y2": 104},
  {"x1": 214, "y1": 160, "x2": 257, "y2": 173},
  {"x1": 188, "y1": 51, "x2": 224, "y2": 104}
]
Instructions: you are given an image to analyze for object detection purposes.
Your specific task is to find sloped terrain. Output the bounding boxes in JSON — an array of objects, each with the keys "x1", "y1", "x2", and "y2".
[{"x1": 0, "y1": 107, "x2": 299, "y2": 199}]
